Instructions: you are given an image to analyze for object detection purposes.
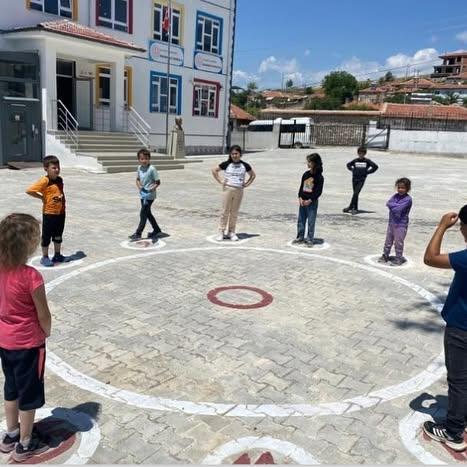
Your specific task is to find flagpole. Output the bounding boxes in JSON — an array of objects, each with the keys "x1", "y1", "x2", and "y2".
[{"x1": 165, "y1": 0, "x2": 172, "y2": 155}]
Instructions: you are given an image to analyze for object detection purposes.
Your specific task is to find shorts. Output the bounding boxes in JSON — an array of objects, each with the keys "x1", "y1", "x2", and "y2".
[
  {"x1": 42, "y1": 213, "x2": 65, "y2": 247},
  {"x1": 0, "y1": 345, "x2": 46, "y2": 411}
]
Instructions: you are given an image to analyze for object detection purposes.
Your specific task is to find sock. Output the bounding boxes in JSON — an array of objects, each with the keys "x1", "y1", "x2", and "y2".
[
  {"x1": 19, "y1": 437, "x2": 31, "y2": 449},
  {"x1": 6, "y1": 428, "x2": 19, "y2": 438}
]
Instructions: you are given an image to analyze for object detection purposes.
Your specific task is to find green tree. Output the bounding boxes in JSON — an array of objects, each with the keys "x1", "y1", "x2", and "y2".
[
  {"x1": 304, "y1": 86, "x2": 314, "y2": 95},
  {"x1": 285, "y1": 79, "x2": 294, "y2": 89},
  {"x1": 305, "y1": 96, "x2": 342, "y2": 110},
  {"x1": 358, "y1": 79, "x2": 372, "y2": 90},
  {"x1": 322, "y1": 71, "x2": 359, "y2": 104},
  {"x1": 385, "y1": 93, "x2": 407, "y2": 104},
  {"x1": 384, "y1": 71, "x2": 395, "y2": 82},
  {"x1": 246, "y1": 81, "x2": 258, "y2": 92}
]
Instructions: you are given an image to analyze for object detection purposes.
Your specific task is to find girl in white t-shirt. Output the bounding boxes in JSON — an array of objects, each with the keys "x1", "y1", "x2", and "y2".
[{"x1": 212, "y1": 145, "x2": 256, "y2": 241}]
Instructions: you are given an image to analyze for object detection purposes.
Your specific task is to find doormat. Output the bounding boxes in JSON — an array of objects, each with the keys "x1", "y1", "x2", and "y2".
[{"x1": 7, "y1": 162, "x2": 43, "y2": 170}]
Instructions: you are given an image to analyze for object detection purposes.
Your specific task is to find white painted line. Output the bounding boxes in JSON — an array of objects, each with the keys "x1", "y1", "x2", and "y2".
[
  {"x1": 201, "y1": 436, "x2": 320, "y2": 464},
  {"x1": 0, "y1": 407, "x2": 100, "y2": 465},
  {"x1": 287, "y1": 240, "x2": 331, "y2": 251},
  {"x1": 45, "y1": 246, "x2": 445, "y2": 418},
  {"x1": 120, "y1": 239, "x2": 166, "y2": 251},
  {"x1": 399, "y1": 410, "x2": 446, "y2": 465},
  {"x1": 206, "y1": 234, "x2": 252, "y2": 245},
  {"x1": 364, "y1": 254, "x2": 413, "y2": 269},
  {"x1": 28, "y1": 256, "x2": 84, "y2": 271}
]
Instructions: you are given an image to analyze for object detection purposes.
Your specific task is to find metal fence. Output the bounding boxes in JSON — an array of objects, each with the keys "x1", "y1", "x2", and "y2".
[
  {"x1": 378, "y1": 116, "x2": 467, "y2": 132},
  {"x1": 311, "y1": 123, "x2": 366, "y2": 146}
]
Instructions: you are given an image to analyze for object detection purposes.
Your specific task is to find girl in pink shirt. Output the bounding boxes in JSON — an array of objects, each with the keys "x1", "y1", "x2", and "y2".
[{"x1": 0, "y1": 213, "x2": 52, "y2": 462}]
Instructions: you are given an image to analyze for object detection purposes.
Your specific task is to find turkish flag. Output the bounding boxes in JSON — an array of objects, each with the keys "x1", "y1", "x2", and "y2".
[{"x1": 162, "y1": 7, "x2": 170, "y2": 33}]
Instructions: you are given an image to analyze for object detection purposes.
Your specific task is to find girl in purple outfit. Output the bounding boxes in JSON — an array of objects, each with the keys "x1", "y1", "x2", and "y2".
[{"x1": 378, "y1": 178, "x2": 412, "y2": 266}]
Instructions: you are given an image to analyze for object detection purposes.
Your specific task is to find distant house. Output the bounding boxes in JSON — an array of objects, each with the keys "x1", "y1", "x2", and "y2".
[
  {"x1": 261, "y1": 90, "x2": 308, "y2": 109},
  {"x1": 230, "y1": 104, "x2": 255, "y2": 130},
  {"x1": 432, "y1": 51, "x2": 467, "y2": 79}
]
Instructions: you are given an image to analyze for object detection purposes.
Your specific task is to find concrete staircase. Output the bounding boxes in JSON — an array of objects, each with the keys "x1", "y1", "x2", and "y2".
[{"x1": 49, "y1": 130, "x2": 201, "y2": 173}]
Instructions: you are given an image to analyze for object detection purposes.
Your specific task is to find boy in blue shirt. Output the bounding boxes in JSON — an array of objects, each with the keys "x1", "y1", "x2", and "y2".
[
  {"x1": 129, "y1": 149, "x2": 162, "y2": 241},
  {"x1": 423, "y1": 205, "x2": 467, "y2": 451}
]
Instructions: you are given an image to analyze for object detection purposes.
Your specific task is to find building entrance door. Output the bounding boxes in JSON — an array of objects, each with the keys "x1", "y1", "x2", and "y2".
[
  {"x1": 56, "y1": 60, "x2": 75, "y2": 119},
  {"x1": 76, "y1": 78, "x2": 93, "y2": 130}
]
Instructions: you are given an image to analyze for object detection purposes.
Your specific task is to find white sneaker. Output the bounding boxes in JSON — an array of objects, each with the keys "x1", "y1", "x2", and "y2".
[
  {"x1": 229, "y1": 232, "x2": 239, "y2": 241},
  {"x1": 215, "y1": 232, "x2": 224, "y2": 241}
]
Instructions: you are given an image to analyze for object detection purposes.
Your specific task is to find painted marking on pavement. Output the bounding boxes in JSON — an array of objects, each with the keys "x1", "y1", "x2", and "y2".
[
  {"x1": 207, "y1": 285, "x2": 273, "y2": 310},
  {"x1": 364, "y1": 254, "x2": 413, "y2": 269},
  {"x1": 120, "y1": 239, "x2": 166, "y2": 251},
  {"x1": 29, "y1": 256, "x2": 84, "y2": 271}
]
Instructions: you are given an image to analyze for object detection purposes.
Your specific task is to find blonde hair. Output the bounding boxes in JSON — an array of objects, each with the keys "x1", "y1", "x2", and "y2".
[{"x1": 0, "y1": 213, "x2": 40, "y2": 268}]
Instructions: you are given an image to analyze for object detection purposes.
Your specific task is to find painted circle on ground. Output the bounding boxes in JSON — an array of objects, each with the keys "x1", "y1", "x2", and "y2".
[
  {"x1": 0, "y1": 407, "x2": 100, "y2": 465},
  {"x1": 29, "y1": 256, "x2": 84, "y2": 271},
  {"x1": 364, "y1": 254, "x2": 413, "y2": 269},
  {"x1": 287, "y1": 240, "x2": 331, "y2": 251},
  {"x1": 206, "y1": 235, "x2": 252, "y2": 245},
  {"x1": 44, "y1": 246, "x2": 445, "y2": 418},
  {"x1": 207, "y1": 286, "x2": 273, "y2": 310},
  {"x1": 120, "y1": 239, "x2": 166, "y2": 251},
  {"x1": 201, "y1": 436, "x2": 320, "y2": 464}
]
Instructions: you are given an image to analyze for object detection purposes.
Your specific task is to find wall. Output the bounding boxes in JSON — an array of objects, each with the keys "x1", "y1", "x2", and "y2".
[{"x1": 389, "y1": 129, "x2": 467, "y2": 155}]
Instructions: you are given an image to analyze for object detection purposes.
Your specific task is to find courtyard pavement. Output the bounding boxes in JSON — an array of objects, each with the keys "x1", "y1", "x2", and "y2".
[{"x1": 0, "y1": 147, "x2": 467, "y2": 464}]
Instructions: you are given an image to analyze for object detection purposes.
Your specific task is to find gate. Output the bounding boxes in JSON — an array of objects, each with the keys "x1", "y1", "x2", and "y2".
[
  {"x1": 311, "y1": 123, "x2": 365, "y2": 146},
  {"x1": 279, "y1": 119, "x2": 312, "y2": 148},
  {"x1": 365, "y1": 124, "x2": 390, "y2": 149}
]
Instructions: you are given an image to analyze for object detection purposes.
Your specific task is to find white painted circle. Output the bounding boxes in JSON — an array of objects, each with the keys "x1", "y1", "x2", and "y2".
[
  {"x1": 45, "y1": 246, "x2": 445, "y2": 418},
  {"x1": 399, "y1": 409, "x2": 446, "y2": 465},
  {"x1": 201, "y1": 436, "x2": 320, "y2": 464},
  {"x1": 206, "y1": 234, "x2": 252, "y2": 245},
  {"x1": 364, "y1": 254, "x2": 413, "y2": 269},
  {"x1": 0, "y1": 407, "x2": 101, "y2": 465},
  {"x1": 120, "y1": 239, "x2": 166, "y2": 251},
  {"x1": 287, "y1": 240, "x2": 331, "y2": 251},
  {"x1": 28, "y1": 256, "x2": 84, "y2": 271}
]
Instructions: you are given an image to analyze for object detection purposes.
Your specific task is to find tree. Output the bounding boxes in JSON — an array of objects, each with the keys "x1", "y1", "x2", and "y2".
[
  {"x1": 385, "y1": 93, "x2": 407, "y2": 104},
  {"x1": 246, "y1": 81, "x2": 258, "y2": 92},
  {"x1": 285, "y1": 79, "x2": 294, "y2": 89},
  {"x1": 358, "y1": 79, "x2": 372, "y2": 90},
  {"x1": 384, "y1": 71, "x2": 395, "y2": 82},
  {"x1": 322, "y1": 71, "x2": 359, "y2": 104},
  {"x1": 304, "y1": 86, "x2": 314, "y2": 95},
  {"x1": 304, "y1": 96, "x2": 342, "y2": 110}
]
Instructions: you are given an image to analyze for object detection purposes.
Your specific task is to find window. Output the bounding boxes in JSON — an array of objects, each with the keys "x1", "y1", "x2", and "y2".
[
  {"x1": 97, "y1": 66, "x2": 111, "y2": 106},
  {"x1": 150, "y1": 71, "x2": 181, "y2": 114},
  {"x1": 193, "y1": 80, "x2": 219, "y2": 118},
  {"x1": 96, "y1": 0, "x2": 132, "y2": 33},
  {"x1": 196, "y1": 12, "x2": 223, "y2": 55},
  {"x1": 29, "y1": 0, "x2": 74, "y2": 18},
  {"x1": 153, "y1": 2, "x2": 182, "y2": 45}
]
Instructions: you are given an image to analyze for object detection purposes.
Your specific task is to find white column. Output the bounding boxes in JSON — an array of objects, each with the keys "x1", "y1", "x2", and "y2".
[
  {"x1": 110, "y1": 58, "x2": 125, "y2": 131},
  {"x1": 39, "y1": 40, "x2": 57, "y2": 130}
]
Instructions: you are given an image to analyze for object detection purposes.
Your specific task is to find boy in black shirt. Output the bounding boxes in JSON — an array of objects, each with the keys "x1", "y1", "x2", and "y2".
[{"x1": 343, "y1": 147, "x2": 378, "y2": 215}]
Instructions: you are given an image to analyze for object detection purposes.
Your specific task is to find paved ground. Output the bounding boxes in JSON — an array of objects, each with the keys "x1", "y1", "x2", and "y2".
[{"x1": 0, "y1": 147, "x2": 467, "y2": 464}]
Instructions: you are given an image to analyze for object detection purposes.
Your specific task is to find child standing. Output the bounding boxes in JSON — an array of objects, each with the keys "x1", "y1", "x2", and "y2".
[
  {"x1": 343, "y1": 146, "x2": 378, "y2": 215},
  {"x1": 378, "y1": 178, "x2": 413, "y2": 266},
  {"x1": 292, "y1": 153, "x2": 324, "y2": 247},
  {"x1": 0, "y1": 213, "x2": 51, "y2": 461},
  {"x1": 212, "y1": 145, "x2": 256, "y2": 241},
  {"x1": 129, "y1": 148, "x2": 162, "y2": 241},
  {"x1": 26, "y1": 156, "x2": 66, "y2": 267}
]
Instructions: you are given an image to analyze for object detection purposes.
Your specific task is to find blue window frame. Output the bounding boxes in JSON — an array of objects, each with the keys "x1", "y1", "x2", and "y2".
[
  {"x1": 196, "y1": 11, "x2": 223, "y2": 56},
  {"x1": 30, "y1": 0, "x2": 72, "y2": 18},
  {"x1": 150, "y1": 71, "x2": 181, "y2": 115}
]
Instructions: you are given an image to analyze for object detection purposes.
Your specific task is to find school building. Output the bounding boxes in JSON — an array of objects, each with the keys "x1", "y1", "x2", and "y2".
[{"x1": 0, "y1": 0, "x2": 236, "y2": 169}]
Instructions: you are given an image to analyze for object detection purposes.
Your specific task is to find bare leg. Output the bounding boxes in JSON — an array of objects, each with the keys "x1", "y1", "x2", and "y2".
[
  {"x1": 19, "y1": 410, "x2": 35, "y2": 446},
  {"x1": 41, "y1": 246, "x2": 49, "y2": 258},
  {"x1": 4, "y1": 400, "x2": 19, "y2": 432},
  {"x1": 53, "y1": 242, "x2": 61, "y2": 256}
]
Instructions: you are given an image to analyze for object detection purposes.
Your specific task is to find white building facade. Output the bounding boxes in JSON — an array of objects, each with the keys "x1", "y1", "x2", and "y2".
[{"x1": 0, "y1": 0, "x2": 236, "y2": 165}]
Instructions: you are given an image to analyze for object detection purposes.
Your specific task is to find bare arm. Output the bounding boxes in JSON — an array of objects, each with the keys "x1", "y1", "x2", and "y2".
[
  {"x1": 136, "y1": 178, "x2": 142, "y2": 190},
  {"x1": 25, "y1": 191, "x2": 43, "y2": 201},
  {"x1": 424, "y1": 212, "x2": 458, "y2": 269},
  {"x1": 31, "y1": 284, "x2": 52, "y2": 337},
  {"x1": 212, "y1": 166, "x2": 224, "y2": 185},
  {"x1": 243, "y1": 169, "x2": 256, "y2": 188}
]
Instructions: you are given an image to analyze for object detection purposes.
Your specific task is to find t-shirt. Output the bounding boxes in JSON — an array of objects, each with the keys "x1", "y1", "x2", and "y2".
[
  {"x1": 0, "y1": 266, "x2": 46, "y2": 350},
  {"x1": 27, "y1": 176, "x2": 65, "y2": 215},
  {"x1": 219, "y1": 160, "x2": 252, "y2": 188},
  {"x1": 442, "y1": 250, "x2": 467, "y2": 330},
  {"x1": 137, "y1": 165, "x2": 159, "y2": 202},
  {"x1": 298, "y1": 170, "x2": 324, "y2": 201},
  {"x1": 346, "y1": 158, "x2": 378, "y2": 181}
]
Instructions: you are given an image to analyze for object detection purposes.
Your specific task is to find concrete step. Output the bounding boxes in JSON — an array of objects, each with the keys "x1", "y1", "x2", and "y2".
[
  {"x1": 76, "y1": 145, "x2": 143, "y2": 152},
  {"x1": 99, "y1": 159, "x2": 184, "y2": 167},
  {"x1": 106, "y1": 164, "x2": 184, "y2": 173}
]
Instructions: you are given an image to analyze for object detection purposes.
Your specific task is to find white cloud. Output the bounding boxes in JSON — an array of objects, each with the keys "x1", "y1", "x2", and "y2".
[
  {"x1": 232, "y1": 69, "x2": 260, "y2": 86},
  {"x1": 456, "y1": 31, "x2": 467, "y2": 43},
  {"x1": 258, "y1": 56, "x2": 300, "y2": 75},
  {"x1": 384, "y1": 48, "x2": 439, "y2": 74}
]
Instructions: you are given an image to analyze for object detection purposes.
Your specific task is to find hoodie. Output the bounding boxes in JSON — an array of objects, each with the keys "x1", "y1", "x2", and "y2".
[{"x1": 387, "y1": 193, "x2": 412, "y2": 225}]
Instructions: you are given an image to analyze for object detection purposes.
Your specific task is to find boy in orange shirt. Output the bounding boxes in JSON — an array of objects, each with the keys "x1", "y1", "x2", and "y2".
[{"x1": 26, "y1": 156, "x2": 67, "y2": 267}]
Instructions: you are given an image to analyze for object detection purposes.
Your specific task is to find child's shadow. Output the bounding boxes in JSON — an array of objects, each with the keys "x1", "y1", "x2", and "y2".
[
  {"x1": 65, "y1": 251, "x2": 87, "y2": 262},
  {"x1": 237, "y1": 233, "x2": 260, "y2": 240},
  {"x1": 409, "y1": 392, "x2": 448, "y2": 422}
]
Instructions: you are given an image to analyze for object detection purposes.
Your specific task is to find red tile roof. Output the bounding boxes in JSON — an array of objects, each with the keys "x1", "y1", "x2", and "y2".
[
  {"x1": 382, "y1": 103, "x2": 467, "y2": 120},
  {"x1": 4, "y1": 20, "x2": 145, "y2": 52},
  {"x1": 230, "y1": 104, "x2": 255, "y2": 121}
]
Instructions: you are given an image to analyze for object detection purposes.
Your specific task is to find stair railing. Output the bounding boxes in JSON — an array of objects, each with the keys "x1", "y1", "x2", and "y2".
[
  {"x1": 52, "y1": 99, "x2": 79, "y2": 148},
  {"x1": 124, "y1": 106, "x2": 150, "y2": 148}
]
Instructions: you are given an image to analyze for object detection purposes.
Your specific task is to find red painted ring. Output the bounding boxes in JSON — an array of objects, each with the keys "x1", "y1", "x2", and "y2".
[{"x1": 207, "y1": 286, "x2": 273, "y2": 310}]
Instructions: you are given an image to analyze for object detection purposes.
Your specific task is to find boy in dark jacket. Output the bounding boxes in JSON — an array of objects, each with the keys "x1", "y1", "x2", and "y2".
[
  {"x1": 343, "y1": 147, "x2": 378, "y2": 215},
  {"x1": 292, "y1": 153, "x2": 324, "y2": 247}
]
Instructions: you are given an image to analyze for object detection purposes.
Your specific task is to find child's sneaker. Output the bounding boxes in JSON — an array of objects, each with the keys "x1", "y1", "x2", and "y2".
[
  {"x1": 11, "y1": 434, "x2": 49, "y2": 462},
  {"x1": 350, "y1": 209, "x2": 358, "y2": 216},
  {"x1": 147, "y1": 231, "x2": 160, "y2": 239},
  {"x1": 40, "y1": 256, "x2": 54, "y2": 267},
  {"x1": 228, "y1": 233, "x2": 239, "y2": 242},
  {"x1": 423, "y1": 421, "x2": 467, "y2": 451},
  {"x1": 342, "y1": 207, "x2": 350, "y2": 213},
  {"x1": 391, "y1": 256, "x2": 407, "y2": 266},
  {"x1": 304, "y1": 239, "x2": 314, "y2": 247},
  {"x1": 378, "y1": 254, "x2": 389, "y2": 263},
  {"x1": 0, "y1": 431, "x2": 19, "y2": 453},
  {"x1": 292, "y1": 238, "x2": 304, "y2": 244},
  {"x1": 215, "y1": 232, "x2": 224, "y2": 241},
  {"x1": 128, "y1": 233, "x2": 142, "y2": 242},
  {"x1": 52, "y1": 253, "x2": 68, "y2": 263}
]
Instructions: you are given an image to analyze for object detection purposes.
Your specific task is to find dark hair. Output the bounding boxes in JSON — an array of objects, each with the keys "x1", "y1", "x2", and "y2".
[
  {"x1": 306, "y1": 153, "x2": 323, "y2": 174},
  {"x1": 357, "y1": 146, "x2": 367, "y2": 155},
  {"x1": 43, "y1": 155, "x2": 60, "y2": 168},
  {"x1": 459, "y1": 205, "x2": 467, "y2": 224},
  {"x1": 137, "y1": 148, "x2": 151, "y2": 159},
  {"x1": 396, "y1": 177, "x2": 411, "y2": 192},
  {"x1": 227, "y1": 145, "x2": 243, "y2": 163}
]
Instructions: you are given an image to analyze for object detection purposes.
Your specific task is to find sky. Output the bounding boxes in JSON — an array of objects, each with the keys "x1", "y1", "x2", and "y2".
[{"x1": 232, "y1": 0, "x2": 467, "y2": 89}]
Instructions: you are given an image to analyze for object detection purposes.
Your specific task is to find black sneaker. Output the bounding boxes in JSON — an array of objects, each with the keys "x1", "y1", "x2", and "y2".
[
  {"x1": 304, "y1": 240, "x2": 314, "y2": 248},
  {"x1": 11, "y1": 434, "x2": 49, "y2": 462},
  {"x1": 378, "y1": 254, "x2": 389, "y2": 264},
  {"x1": 391, "y1": 256, "x2": 407, "y2": 266},
  {"x1": 148, "y1": 231, "x2": 161, "y2": 239},
  {"x1": 350, "y1": 209, "x2": 358, "y2": 216},
  {"x1": 128, "y1": 233, "x2": 142, "y2": 242},
  {"x1": 423, "y1": 421, "x2": 467, "y2": 451},
  {"x1": 343, "y1": 207, "x2": 350, "y2": 213},
  {"x1": 0, "y1": 431, "x2": 19, "y2": 453},
  {"x1": 52, "y1": 253, "x2": 68, "y2": 263},
  {"x1": 291, "y1": 238, "x2": 304, "y2": 244}
]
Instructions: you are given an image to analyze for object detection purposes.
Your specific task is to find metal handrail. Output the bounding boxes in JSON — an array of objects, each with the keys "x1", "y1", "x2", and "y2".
[
  {"x1": 126, "y1": 106, "x2": 150, "y2": 147},
  {"x1": 52, "y1": 99, "x2": 79, "y2": 148}
]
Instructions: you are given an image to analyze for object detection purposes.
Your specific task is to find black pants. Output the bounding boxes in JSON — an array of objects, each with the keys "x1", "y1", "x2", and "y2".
[
  {"x1": 349, "y1": 179, "x2": 366, "y2": 211},
  {"x1": 445, "y1": 326, "x2": 467, "y2": 436},
  {"x1": 136, "y1": 200, "x2": 161, "y2": 235},
  {"x1": 42, "y1": 213, "x2": 65, "y2": 247}
]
